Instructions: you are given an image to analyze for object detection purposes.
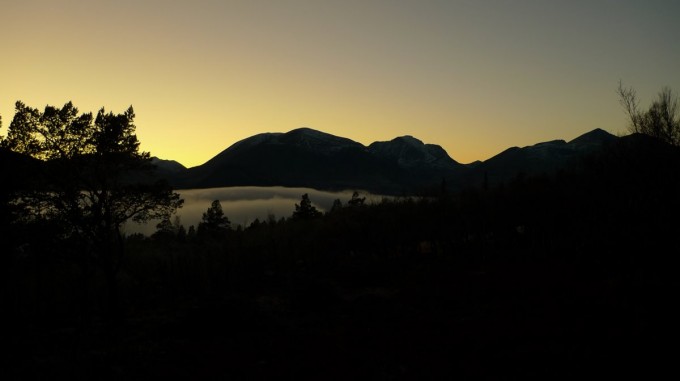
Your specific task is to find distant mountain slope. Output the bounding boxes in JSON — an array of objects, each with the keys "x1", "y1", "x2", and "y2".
[
  {"x1": 4, "y1": 127, "x2": 638, "y2": 195},
  {"x1": 568, "y1": 128, "x2": 618, "y2": 151},
  {"x1": 459, "y1": 128, "x2": 618, "y2": 188},
  {"x1": 368, "y1": 135, "x2": 459, "y2": 170},
  {"x1": 159, "y1": 127, "x2": 623, "y2": 194},
  {"x1": 151, "y1": 157, "x2": 186, "y2": 173},
  {"x1": 169, "y1": 128, "x2": 463, "y2": 194}
]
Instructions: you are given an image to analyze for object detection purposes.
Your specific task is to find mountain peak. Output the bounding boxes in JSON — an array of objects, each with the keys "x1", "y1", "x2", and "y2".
[
  {"x1": 395, "y1": 135, "x2": 425, "y2": 146},
  {"x1": 287, "y1": 127, "x2": 327, "y2": 136},
  {"x1": 568, "y1": 128, "x2": 617, "y2": 146},
  {"x1": 369, "y1": 135, "x2": 459, "y2": 169},
  {"x1": 151, "y1": 157, "x2": 187, "y2": 172},
  {"x1": 567, "y1": 129, "x2": 618, "y2": 155},
  {"x1": 280, "y1": 127, "x2": 363, "y2": 153}
]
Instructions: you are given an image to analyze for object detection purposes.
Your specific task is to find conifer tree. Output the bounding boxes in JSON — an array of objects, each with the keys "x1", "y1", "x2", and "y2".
[{"x1": 292, "y1": 193, "x2": 322, "y2": 219}]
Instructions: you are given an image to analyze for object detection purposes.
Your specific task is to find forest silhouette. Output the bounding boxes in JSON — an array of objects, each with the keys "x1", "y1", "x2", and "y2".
[{"x1": 2, "y1": 95, "x2": 680, "y2": 379}]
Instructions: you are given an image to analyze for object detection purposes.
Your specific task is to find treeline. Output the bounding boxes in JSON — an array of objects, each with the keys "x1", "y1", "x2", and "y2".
[{"x1": 3, "y1": 132, "x2": 680, "y2": 378}]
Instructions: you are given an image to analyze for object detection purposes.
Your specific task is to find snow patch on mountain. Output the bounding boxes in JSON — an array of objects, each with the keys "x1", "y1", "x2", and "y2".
[
  {"x1": 279, "y1": 127, "x2": 364, "y2": 154},
  {"x1": 369, "y1": 136, "x2": 458, "y2": 169}
]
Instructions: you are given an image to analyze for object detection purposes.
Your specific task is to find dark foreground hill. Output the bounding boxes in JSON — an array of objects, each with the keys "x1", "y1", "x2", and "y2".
[{"x1": 4, "y1": 132, "x2": 680, "y2": 379}]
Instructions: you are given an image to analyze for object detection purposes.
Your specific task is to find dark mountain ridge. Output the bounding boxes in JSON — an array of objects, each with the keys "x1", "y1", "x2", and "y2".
[
  {"x1": 151, "y1": 157, "x2": 186, "y2": 172},
  {"x1": 163, "y1": 127, "x2": 619, "y2": 194},
  {"x1": 457, "y1": 128, "x2": 618, "y2": 188},
  {"x1": 368, "y1": 135, "x2": 459, "y2": 170},
  {"x1": 169, "y1": 128, "x2": 464, "y2": 194},
  {"x1": 3, "y1": 127, "x2": 623, "y2": 195}
]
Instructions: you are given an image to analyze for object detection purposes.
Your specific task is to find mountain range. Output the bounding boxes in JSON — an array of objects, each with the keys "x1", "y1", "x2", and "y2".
[{"x1": 154, "y1": 127, "x2": 619, "y2": 194}]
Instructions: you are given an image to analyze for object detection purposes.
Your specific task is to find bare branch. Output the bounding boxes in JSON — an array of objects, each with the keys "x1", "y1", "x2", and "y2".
[
  {"x1": 617, "y1": 80, "x2": 642, "y2": 133},
  {"x1": 617, "y1": 82, "x2": 680, "y2": 146}
]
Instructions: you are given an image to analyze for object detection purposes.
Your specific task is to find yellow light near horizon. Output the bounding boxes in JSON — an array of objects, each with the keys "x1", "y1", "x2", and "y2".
[{"x1": 1, "y1": 1, "x2": 668, "y2": 170}]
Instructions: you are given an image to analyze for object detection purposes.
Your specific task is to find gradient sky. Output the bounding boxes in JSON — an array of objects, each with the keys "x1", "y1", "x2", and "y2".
[{"x1": 1, "y1": 0, "x2": 679, "y2": 167}]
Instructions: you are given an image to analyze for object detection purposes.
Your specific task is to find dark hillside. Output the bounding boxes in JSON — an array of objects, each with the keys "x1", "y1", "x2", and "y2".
[
  {"x1": 458, "y1": 128, "x2": 618, "y2": 189},
  {"x1": 3, "y1": 132, "x2": 678, "y2": 379}
]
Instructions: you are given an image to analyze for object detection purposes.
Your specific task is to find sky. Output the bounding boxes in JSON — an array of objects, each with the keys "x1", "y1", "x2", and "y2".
[{"x1": 1, "y1": 0, "x2": 679, "y2": 167}]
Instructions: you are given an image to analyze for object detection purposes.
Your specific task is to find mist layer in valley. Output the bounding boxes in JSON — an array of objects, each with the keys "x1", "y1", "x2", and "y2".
[{"x1": 124, "y1": 186, "x2": 386, "y2": 235}]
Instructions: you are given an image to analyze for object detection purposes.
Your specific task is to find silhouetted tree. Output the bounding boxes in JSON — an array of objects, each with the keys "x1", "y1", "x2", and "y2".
[
  {"x1": 292, "y1": 193, "x2": 322, "y2": 219},
  {"x1": 153, "y1": 215, "x2": 185, "y2": 241},
  {"x1": 176, "y1": 219, "x2": 187, "y2": 242},
  {"x1": 329, "y1": 198, "x2": 343, "y2": 214},
  {"x1": 0, "y1": 101, "x2": 183, "y2": 318},
  {"x1": 247, "y1": 218, "x2": 262, "y2": 230},
  {"x1": 267, "y1": 213, "x2": 278, "y2": 226},
  {"x1": 187, "y1": 225, "x2": 197, "y2": 240},
  {"x1": 347, "y1": 191, "x2": 366, "y2": 207},
  {"x1": 153, "y1": 217, "x2": 175, "y2": 240},
  {"x1": 198, "y1": 200, "x2": 231, "y2": 236},
  {"x1": 618, "y1": 82, "x2": 680, "y2": 146}
]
